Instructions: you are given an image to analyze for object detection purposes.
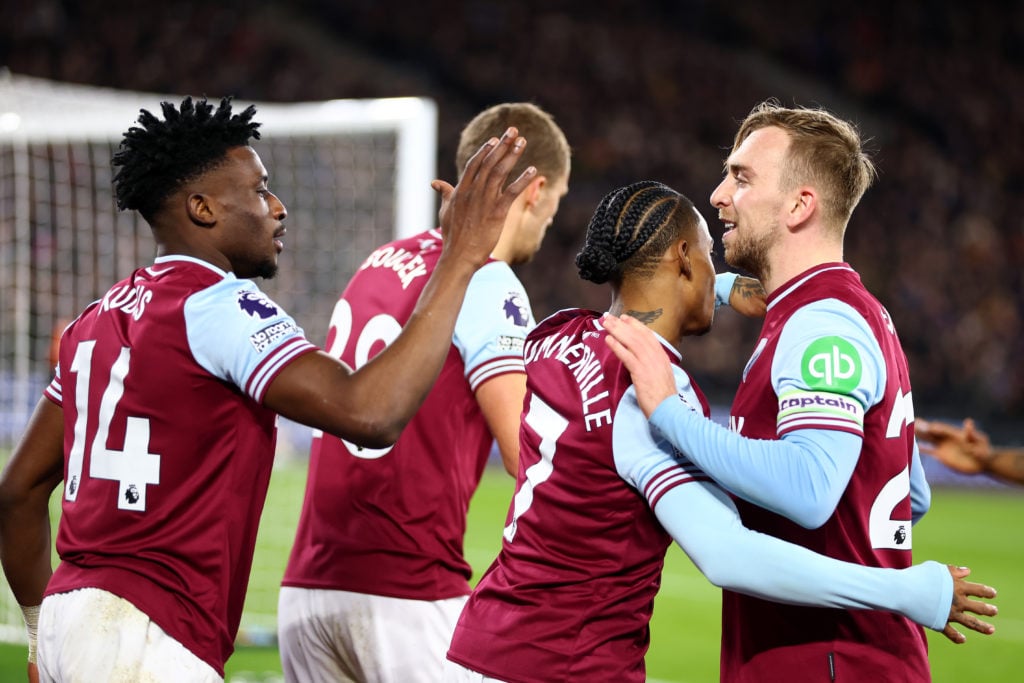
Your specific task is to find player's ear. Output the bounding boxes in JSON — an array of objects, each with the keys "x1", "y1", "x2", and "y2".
[
  {"x1": 786, "y1": 187, "x2": 816, "y2": 229},
  {"x1": 187, "y1": 193, "x2": 216, "y2": 228},
  {"x1": 673, "y1": 238, "x2": 692, "y2": 280},
  {"x1": 524, "y1": 175, "x2": 547, "y2": 209}
]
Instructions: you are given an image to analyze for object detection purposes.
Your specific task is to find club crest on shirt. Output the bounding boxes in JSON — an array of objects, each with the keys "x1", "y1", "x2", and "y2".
[
  {"x1": 237, "y1": 290, "x2": 279, "y2": 319},
  {"x1": 503, "y1": 292, "x2": 529, "y2": 327}
]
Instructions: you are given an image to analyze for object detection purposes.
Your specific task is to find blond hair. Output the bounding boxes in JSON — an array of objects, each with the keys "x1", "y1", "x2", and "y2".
[
  {"x1": 456, "y1": 102, "x2": 570, "y2": 184},
  {"x1": 734, "y1": 100, "x2": 876, "y2": 230}
]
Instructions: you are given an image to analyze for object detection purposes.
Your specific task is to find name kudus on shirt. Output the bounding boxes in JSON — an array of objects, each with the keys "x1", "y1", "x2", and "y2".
[
  {"x1": 358, "y1": 245, "x2": 428, "y2": 290},
  {"x1": 100, "y1": 283, "x2": 152, "y2": 321},
  {"x1": 525, "y1": 333, "x2": 611, "y2": 431}
]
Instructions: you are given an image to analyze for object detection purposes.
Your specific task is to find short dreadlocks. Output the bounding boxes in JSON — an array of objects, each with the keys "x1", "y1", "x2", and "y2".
[{"x1": 112, "y1": 96, "x2": 261, "y2": 221}]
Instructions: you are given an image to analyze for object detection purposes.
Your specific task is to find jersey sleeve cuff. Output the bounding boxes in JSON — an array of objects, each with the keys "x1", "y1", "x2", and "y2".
[{"x1": 714, "y1": 272, "x2": 739, "y2": 309}]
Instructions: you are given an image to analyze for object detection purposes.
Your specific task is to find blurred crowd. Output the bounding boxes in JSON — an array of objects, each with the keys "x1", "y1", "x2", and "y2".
[{"x1": 1, "y1": 0, "x2": 1021, "y2": 436}]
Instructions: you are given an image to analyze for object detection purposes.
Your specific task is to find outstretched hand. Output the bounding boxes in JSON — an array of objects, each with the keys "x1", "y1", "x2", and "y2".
[
  {"x1": 602, "y1": 314, "x2": 677, "y2": 417},
  {"x1": 942, "y1": 565, "x2": 997, "y2": 643},
  {"x1": 432, "y1": 127, "x2": 536, "y2": 270},
  {"x1": 916, "y1": 418, "x2": 991, "y2": 475}
]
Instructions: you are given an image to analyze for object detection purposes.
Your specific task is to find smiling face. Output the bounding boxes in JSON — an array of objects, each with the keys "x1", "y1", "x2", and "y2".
[
  {"x1": 203, "y1": 146, "x2": 287, "y2": 279},
  {"x1": 709, "y1": 125, "x2": 791, "y2": 282}
]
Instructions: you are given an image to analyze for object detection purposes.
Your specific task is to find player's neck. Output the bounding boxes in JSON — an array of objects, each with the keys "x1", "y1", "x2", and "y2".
[
  {"x1": 609, "y1": 294, "x2": 683, "y2": 349},
  {"x1": 763, "y1": 238, "x2": 843, "y2": 295},
  {"x1": 489, "y1": 223, "x2": 525, "y2": 265}
]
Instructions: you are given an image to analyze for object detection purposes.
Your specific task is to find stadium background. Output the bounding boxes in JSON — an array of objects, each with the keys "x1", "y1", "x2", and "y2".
[
  {"x1": 0, "y1": 1, "x2": 1021, "y2": 681},
  {"x1": 2, "y1": 0, "x2": 1021, "y2": 439}
]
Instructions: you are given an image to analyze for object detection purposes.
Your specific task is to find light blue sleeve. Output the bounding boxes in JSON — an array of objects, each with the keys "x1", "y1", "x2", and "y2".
[
  {"x1": 772, "y1": 300, "x2": 886, "y2": 431},
  {"x1": 647, "y1": 301, "x2": 887, "y2": 528},
  {"x1": 453, "y1": 261, "x2": 533, "y2": 390},
  {"x1": 651, "y1": 473, "x2": 953, "y2": 630},
  {"x1": 648, "y1": 399, "x2": 861, "y2": 528},
  {"x1": 910, "y1": 438, "x2": 931, "y2": 524},
  {"x1": 714, "y1": 272, "x2": 739, "y2": 310},
  {"x1": 612, "y1": 368, "x2": 706, "y2": 483},
  {"x1": 184, "y1": 277, "x2": 316, "y2": 402},
  {"x1": 613, "y1": 389, "x2": 953, "y2": 631}
]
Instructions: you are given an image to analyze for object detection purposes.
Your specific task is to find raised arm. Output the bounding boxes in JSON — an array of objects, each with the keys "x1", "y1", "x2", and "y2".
[{"x1": 264, "y1": 129, "x2": 536, "y2": 447}]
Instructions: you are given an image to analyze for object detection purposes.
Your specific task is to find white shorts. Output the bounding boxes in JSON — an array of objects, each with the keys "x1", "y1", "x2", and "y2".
[
  {"x1": 277, "y1": 586, "x2": 468, "y2": 683},
  {"x1": 442, "y1": 659, "x2": 508, "y2": 682},
  {"x1": 37, "y1": 587, "x2": 222, "y2": 683}
]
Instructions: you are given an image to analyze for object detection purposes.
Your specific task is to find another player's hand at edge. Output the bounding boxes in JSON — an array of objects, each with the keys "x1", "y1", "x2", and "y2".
[
  {"x1": 602, "y1": 314, "x2": 678, "y2": 418},
  {"x1": 431, "y1": 127, "x2": 536, "y2": 271},
  {"x1": 942, "y1": 565, "x2": 997, "y2": 644},
  {"x1": 916, "y1": 418, "x2": 992, "y2": 475}
]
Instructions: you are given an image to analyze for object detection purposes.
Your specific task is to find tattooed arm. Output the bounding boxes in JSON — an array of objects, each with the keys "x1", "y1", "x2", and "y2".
[{"x1": 729, "y1": 275, "x2": 767, "y2": 318}]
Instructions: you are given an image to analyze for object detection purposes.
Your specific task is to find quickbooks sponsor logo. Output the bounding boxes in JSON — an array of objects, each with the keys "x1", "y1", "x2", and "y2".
[{"x1": 801, "y1": 336, "x2": 861, "y2": 392}]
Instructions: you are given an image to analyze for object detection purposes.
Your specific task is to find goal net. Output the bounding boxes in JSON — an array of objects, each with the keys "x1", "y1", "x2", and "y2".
[{"x1": 0, "y1": 70, "x2": 437, "y2": 645}]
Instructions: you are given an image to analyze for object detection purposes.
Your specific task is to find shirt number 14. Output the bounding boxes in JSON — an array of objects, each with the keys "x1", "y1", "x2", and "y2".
[{"x1": 65, "y1": 340, "x2": 161, "y2": 512}]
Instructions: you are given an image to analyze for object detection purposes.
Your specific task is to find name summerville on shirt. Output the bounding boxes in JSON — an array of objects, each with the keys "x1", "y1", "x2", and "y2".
[{"x1": 524, "y1": 331, "x2": 611, "y2": 431}]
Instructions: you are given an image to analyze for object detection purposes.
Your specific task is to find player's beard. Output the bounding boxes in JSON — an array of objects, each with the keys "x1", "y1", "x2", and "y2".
[
  {"x1": 725, "y1": 223, "x2": 779, "y2": 284},
  {"x1": 254, "y1": 259, "x2": 278, "y2": 280},
  {"x1": 236, "y1": 255, "x2": 278, "y2": 280}
]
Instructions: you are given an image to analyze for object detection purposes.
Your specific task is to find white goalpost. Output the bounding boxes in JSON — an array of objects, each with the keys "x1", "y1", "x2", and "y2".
[{"x1": 0, "y1": 70, "x2": 438, "y2": 645}]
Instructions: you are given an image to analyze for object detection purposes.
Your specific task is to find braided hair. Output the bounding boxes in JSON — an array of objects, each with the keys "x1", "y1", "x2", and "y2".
[
  {"x1": 112, "y1": 96, "x2": 261, "y2": 221},
  {"x1": 576, "y1": 181, "x2": 696, "y2": 285}
]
